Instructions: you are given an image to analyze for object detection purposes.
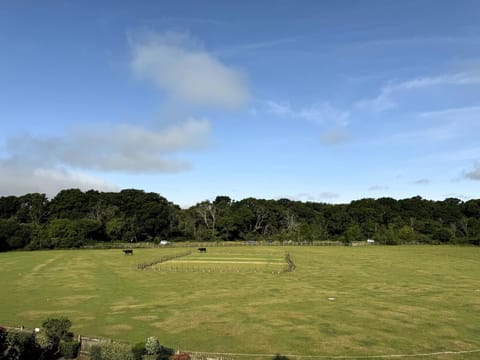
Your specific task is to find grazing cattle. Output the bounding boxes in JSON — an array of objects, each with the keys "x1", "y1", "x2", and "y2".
[
  {"x1": 198, "y1": 247, "x2": 207, "y2": 253},
  {"x1": 123, "y1": 249, "x2": 133, "y2": 255}
]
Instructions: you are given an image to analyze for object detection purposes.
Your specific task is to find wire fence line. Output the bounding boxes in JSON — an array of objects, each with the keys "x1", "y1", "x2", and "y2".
[
  {"x1": 82, "y1": 240, "x2": 347, "y2": 250},
  {"x1": 137, "y1": 250, "x2": 192, "y2": 270}
]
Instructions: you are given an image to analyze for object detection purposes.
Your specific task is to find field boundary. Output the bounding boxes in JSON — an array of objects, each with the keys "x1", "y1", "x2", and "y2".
[
  {"x1": 6, "y1": 325, "x2": 478, "y2": 359},
  {"x1": 185, "y1": 348, "x2": 480, "y2": 359},
  {"x1": 82, "y1": 240, "x2": 349, "y2": 249}
]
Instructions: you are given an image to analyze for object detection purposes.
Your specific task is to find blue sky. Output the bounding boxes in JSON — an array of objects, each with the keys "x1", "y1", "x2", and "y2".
[{"x1": 1, "y1": 0, "x2": 480, "y2": 206}]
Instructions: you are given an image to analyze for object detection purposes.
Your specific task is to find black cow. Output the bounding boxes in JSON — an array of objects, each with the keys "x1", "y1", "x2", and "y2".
[
  {"x1": 198, "y1": 247, "x2": 207, "y2": 253},
  {"x1": 123, "y1": 249, "x2": 133, "y2": 255}
]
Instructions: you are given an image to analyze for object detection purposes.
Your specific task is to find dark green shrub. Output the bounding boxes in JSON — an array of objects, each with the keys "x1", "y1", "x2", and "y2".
[
  {"x1": 273, "y1": 354, "x2": 289, "y2": 360},
  {"x1": 159, "y1": 346, "x2": 174, "y2": 359},
  {"x1": 132, "y1": 342, "x2": 145, "y2": 360},
  {"x1": 5, "y1": 330, "x2": 40, "y2": 360},
  {"x1": 58, "y1": 340, "x2": 80, "y2": 359},
  {"x1": 0, "y1": 327, "x2": 7, "y2": 356},
  {"x1": 42, "y1": 317, "x2": 73, "y2": 346}
]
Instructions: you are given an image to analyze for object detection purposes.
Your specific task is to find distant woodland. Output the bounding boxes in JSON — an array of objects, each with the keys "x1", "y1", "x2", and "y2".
[{"x1": 0, "y1": 189, "x2": 479, "y2": 251}]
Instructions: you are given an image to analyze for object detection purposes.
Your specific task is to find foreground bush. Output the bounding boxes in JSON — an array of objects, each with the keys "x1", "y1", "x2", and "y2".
[
  {"x1": 89, "y1": 340, "x2": 135, "y2": 360},
  {"x1": 0, "y1": 327, "x2": 7, "y2": 356},
  {"x1": 4, "y1": 330, "x2": 40, "y2": 359},
  {"x1": 58, "y1": 340, "x2": 80, "y2": 359}
]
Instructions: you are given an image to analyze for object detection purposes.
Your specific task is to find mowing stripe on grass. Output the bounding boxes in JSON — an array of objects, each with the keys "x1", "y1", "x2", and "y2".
[
  {"x1": 170, "y1": 260, "x2": 280, "y2": 265},
  {"x1": 186, "y1": 257, "x2": 284, "y2": 261}
]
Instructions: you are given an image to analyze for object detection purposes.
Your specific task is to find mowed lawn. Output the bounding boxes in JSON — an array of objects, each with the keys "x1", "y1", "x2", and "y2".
[{"x1": 1, "y1": 246, "x2": 479, "y2": 359}]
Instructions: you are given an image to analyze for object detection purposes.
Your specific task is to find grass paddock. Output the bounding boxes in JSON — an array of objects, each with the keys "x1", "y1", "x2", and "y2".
[{"x1": 0, "y1": 246, "x2": 479, "y2": 359}]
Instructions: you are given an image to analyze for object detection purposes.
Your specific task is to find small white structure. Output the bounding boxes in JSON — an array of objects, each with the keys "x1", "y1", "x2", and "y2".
[
  {"x1": 160, "y1": 240, "x2": 169, "y2": 246},
  {"x1": 367, "y1": 239, "x2": 375, "y2": 244}
]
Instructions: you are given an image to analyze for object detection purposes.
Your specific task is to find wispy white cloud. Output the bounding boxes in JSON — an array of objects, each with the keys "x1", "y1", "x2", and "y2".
[
  {"x1": 398, "y1": 72, "x2": 480, "y2": 89},
  {"x1": 382, "y1": 124, "x2": 455, "y2": 144},
  {"x1": 216, "y1": 36, "x2": 305, "y2": 55},
  {"x1": 131, "y1": 31, "x2": 250, "y2": 108},
  {"x1": 265, "y1": 100, "x2": 293, "y2": 117},
  {"x1": 413, "y1": 146, "x2": 480, "y2": 164},
  {"x1": 286, "y1": 193, "x2": 316, "y2": 202},
  {"x1": 419, "y1": 105, "x2": 480, "y2": 118},
  {"x1": 298, "y1": 104, "x2": 350, "y2": 125},
  {"x1": 463, "y1": 163, "x2": 480, "y2": 180},
  {"x1": 319, "y1": 192, "x2": 340, "y2": 199},
  {"x1": 355, "y1": 72, "x2": 480, "y2": 112},
  {"x1": 281, "y1": 192, "x2": 342, "y2": 203},
  {"x1": 413, "y1": 178, "x2": 431, "y2": 185},
  {"x1": 355, "y1": 89, "x2": 396, "y2": 112},
  {"x1": 368, "y1": 185, "x2": 389, "y2": 191},
  {"x1": 443, "y1": 193, "x2": 471, "y2": 200},
  {"x1": 265, "y1": 101, "x2": 350, "y2": 125},
  {"x1": 345, "y1": 35, "x2": 480, "y2": 50}
]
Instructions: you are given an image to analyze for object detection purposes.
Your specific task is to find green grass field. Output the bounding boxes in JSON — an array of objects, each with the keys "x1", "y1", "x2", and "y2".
[{"x1": 1, "y1": 246, "x2": 479, "y2": 359}]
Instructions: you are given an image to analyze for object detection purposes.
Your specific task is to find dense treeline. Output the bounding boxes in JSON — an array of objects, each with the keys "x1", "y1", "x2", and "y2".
[{"x1": 0, "y1": 189, "x2": 479, "y2": 251}]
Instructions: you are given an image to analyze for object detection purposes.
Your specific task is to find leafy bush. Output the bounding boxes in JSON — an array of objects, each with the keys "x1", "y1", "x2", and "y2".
[
  {"x1": 5, "y1": 330, "x2": 40, "y2": 360},
  {"x1": 35, "y1": 331, "x2": 55, "y2": 350},
  {"x1": 145, "y1": 336, "x2": 161, "y2": 355},
  {"x1": 273, "y1": 355, "x2": 289, "y2": 360},
  {"x1": 132, "y1": 342, "x2": 146, "y2": 360},
  {"x1": 96, "y1": 340, "x2": 135, "y2": 360},
  {"x1": 59, "y1": 340, "x2": 80, "y2": 359},
  {"x1": 42, "y1": 317, "x2": 73, "y2": 346},
  {"x1": 34, "y1": 331, "x2": 57, "y2": 359},
  {"x1": 0, "y1": 327, "x2": 7, "y2": 356}
]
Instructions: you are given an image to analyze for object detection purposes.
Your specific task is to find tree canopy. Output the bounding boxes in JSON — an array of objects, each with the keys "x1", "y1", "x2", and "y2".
[{"x1": 0, "y1": 189, "x2": 479, "y2": 251}]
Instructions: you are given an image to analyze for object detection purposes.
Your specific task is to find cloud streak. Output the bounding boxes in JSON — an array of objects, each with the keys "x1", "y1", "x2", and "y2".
[
  {"x1": 368, "y1": 185, "x2": 389, "y2": 191},
  {"x1": 413, "y1": 178, "x2": 431, "y2": 185},
  {"x1": 319, "y1": 192, "x2": 340, "y2": 199},
  {"x1": 266, "y1": 101, "x2": 349, "y2": 125},
  {"x1": 356, "y1": 71, "x2": 480, "y2": 112}
]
